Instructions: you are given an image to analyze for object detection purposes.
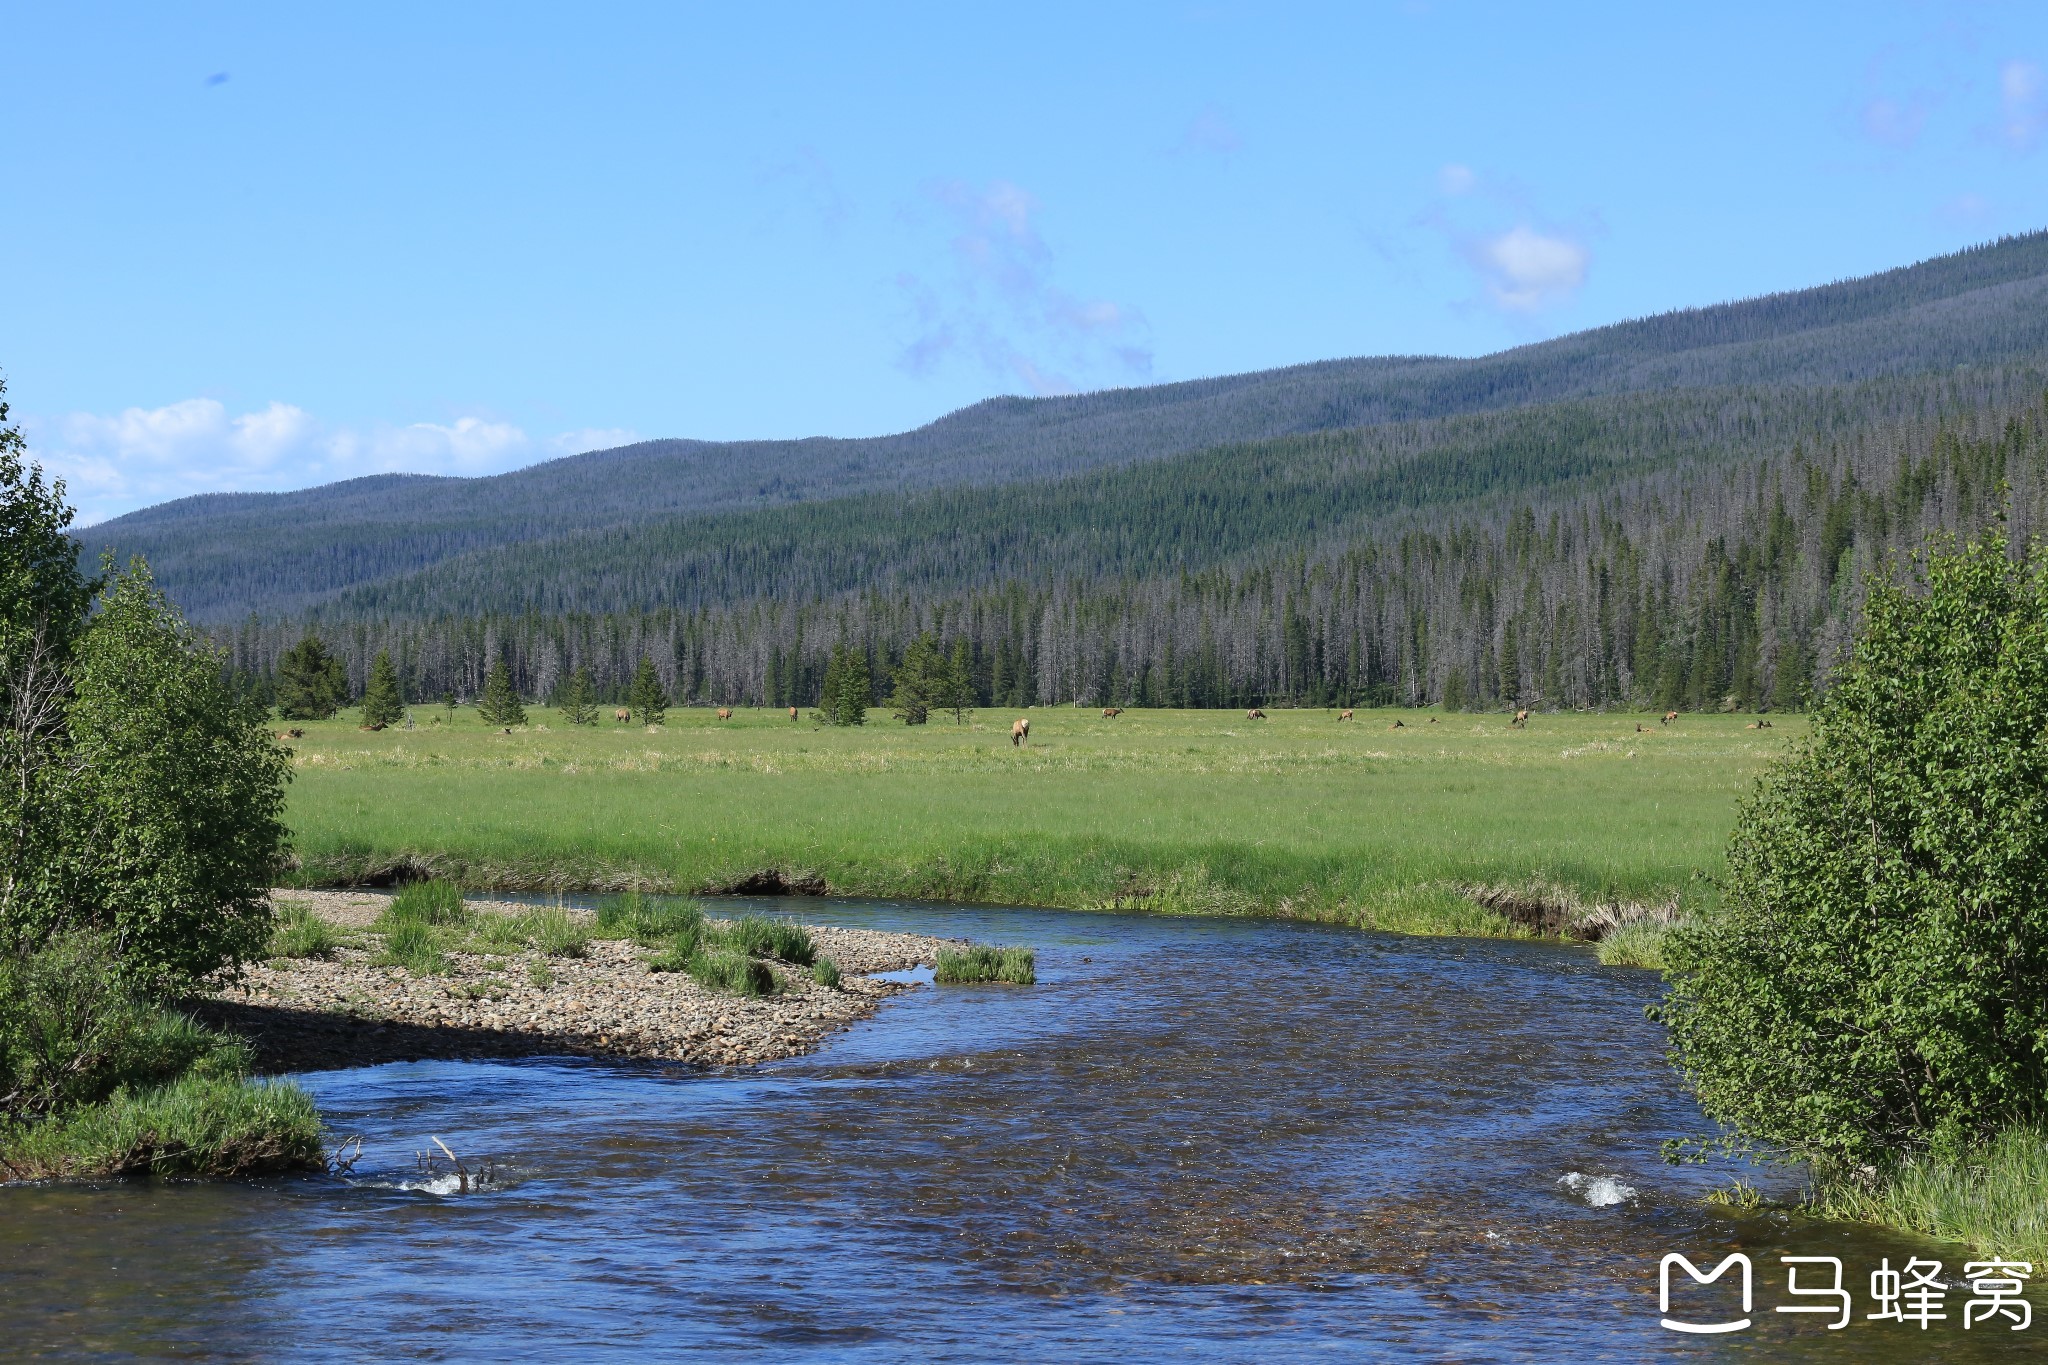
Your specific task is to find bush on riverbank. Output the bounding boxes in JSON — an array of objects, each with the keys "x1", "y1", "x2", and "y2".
[
  {"x1": 935, "y1": 945, "x2": 1035, "y2": 985},
  {"x1": 1660, "y1": 525, "x2": 2048, "y2": 1173}
]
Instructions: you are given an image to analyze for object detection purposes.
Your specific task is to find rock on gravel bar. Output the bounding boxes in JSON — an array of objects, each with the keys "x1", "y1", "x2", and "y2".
[{"x1": 199, "y1": 890, "x2": 959, "y2": 1074}]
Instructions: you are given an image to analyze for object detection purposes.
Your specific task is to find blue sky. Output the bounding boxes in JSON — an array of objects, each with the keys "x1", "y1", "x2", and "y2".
[{"x1": 6, "y1": 2, "x2": 2048, "y2": 523}]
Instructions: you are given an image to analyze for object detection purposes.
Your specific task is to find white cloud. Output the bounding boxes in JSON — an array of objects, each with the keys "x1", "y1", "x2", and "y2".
[
  {"x1": 896, "y1": 179, "x2": 1152, "y2": 395},
  {"x1": 1999, "y1": 59, "x2": 2046, "y2": 150},
  {"x1": 1470, "y1": 225, "x2": 1589, "y2": 312},
  {"x1": 21, "y1": 399, "x2": 634, "y2": 524},
  {"x1": 1437, "y1": 162, "x2": 1477, "y2": 196},
  {"x1": 1861, "y1": 95, "x2": 1930, "y2": 149}
]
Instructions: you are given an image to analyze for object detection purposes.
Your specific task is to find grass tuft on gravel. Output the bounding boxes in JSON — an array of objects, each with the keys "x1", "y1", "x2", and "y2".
[
  {"x1": 682, "y1": 947, "x2": 779, "y2": 997},
  {"x1": 935, "y1": 945, "x2": 1036, "y2": 985},
  {"x1": 268, "y1": 899, "x2": 341, "y2": 960},
  {"x1": 811, "y1": 956, "x2": 841, "y2": 988},
  {"x1": 379, "y1": 919, "x2": 451, "y2": 976}
]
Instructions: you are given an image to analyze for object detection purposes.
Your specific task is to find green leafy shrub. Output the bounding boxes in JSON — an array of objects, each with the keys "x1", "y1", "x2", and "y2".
[
  {"x1": 682, "y1": 946, "x2": 777, "y2": 997},
  {"x1": 934, "y1": 945, "x2": 1036, "y2": 985},
  {"x1": 268, "y1": 900, "x2": 340, "y2": 960},
  {"x1": 1660, "y1": 527, "x2": 2048, "y2": 1169}
]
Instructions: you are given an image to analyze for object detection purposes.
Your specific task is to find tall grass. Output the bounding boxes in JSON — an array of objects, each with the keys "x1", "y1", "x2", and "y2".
[
  {"x1": 281, "y1": 709, "x2": 1792, "y2": 939},
  {"x1": 935, "y1": 945, "x2": 1036, "y2": 985},
  {"x1": 0, "y1": 1075, "x2": 323, "y2": 1181},
  {"x1": 379, "y1": 879, "x2": 473, "y2": 929},
  {"x1": 517, "y1": 905, "x2": 590, "y2": 958},
  {"x1": 595, "y1": 891, "x2": 706, "y2": 946},
  {"x1": 268, "y1": 899, "x2": 341, "y2": 960},
  {"x1": 1814, "y1": 1127, "x2": 2048, "y2": 1264},
  {"x1": 679, "y1": 947, "x2": 778, "y2": 997},
  {"x1": 378, "y1": 920, "x2": 451, "y2": 975}
]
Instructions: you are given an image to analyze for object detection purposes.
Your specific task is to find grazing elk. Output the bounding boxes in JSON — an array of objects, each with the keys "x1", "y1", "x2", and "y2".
[
  {"x1": 716, "y1": 708, "x2": 733, "y2": 721},
  {"x1": 1389, "y1": 719, "x2": 1404, "y2": 729},
  {"x1": 789, "y1": 707, "x2": 799, "y2": 722},
  {"x1": 1102, "y1": 707, "x2": 1123, "y2": 719},
  {"x1": 1011, "y1": 717, "x2": 1030, "y2": 747},
  {"x1": 615, "y1": 708, "x2": 631, "y2": 723},
  {"x1": 1661, "y1": 711, "x2": 1679, "y2": 725},
  {"x1": 1246, "y1": 708, "x2": 1266, "y2": 720},
  {"x1": 1339, "y1": 709, "x2": 1353, "y2": 721},
  {"x1": 1511, "y1": 709, "x2": 1530, "y2": 728}
]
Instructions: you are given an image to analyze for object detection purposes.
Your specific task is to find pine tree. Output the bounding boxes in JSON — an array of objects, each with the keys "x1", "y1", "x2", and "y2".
[
  {"x1": 559, "y1": 666, "x2": 598, "y2": 725},
  {"x1": 276, "y1": 633, "x2": 348, "y2": 720},
  {"x1": 833, "y1": 645, "x2": 869, "y2": 726},
  {"x1": 944, "y1": 638, "x2": 976, "y2": 722},
  {"x1": 628, "y1": 657, "x2": 667, "y2": 725},
  {"x1": 889, "y1": 633, "x2": 944, "y2": 724},
  {"x1": 1497, "y1": 627, "x2": 1521, "y2": 708},
  {"x1": 477, "y1": 659, "x2": 526, "y2": 726},
  {"x1": 361, "y1": 650, "x2": 404, "y2": 727},
  {"x1": 1441, "y1": 666, "x2": 1467, "y2": 713}
]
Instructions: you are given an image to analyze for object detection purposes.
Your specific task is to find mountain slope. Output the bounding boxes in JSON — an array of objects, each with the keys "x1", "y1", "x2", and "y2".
[{"x1": 84, "y1": 229, "x2": 2048, "y2": 621}]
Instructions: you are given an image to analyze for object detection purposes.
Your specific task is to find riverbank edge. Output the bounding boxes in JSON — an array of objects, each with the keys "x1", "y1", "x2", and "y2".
[{"x1": 281, "y1": 854, "x2": 1684, "y2": 966}]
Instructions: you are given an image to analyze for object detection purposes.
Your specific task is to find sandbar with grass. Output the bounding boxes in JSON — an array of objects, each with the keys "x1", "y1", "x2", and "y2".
[{"x1": 203, "y1": 890, "x2": 958, "y2": 1073}]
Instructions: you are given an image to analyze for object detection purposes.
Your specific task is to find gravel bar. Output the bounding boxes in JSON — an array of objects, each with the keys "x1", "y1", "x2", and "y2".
[{"x1": 199, "y1": 890, "x2": 958, "y2": 1074}]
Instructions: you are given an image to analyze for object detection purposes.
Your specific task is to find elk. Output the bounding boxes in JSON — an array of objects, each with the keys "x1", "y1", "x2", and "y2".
[
  {"x1": 716, "y1": 708, "x2": 733, "y2": 721},
  {"x1": 1338, "y1": 709, "x2": 1353, "y2": 721},
  {"x1": 1389, "y1": 719, "x2": 1404, "y2": 729},
  {"x1": 1246, "y1": 708, "x2": 1266, "y2": 720},
  {"x1": 615, "y1": 709, "x2": 631, "y2": 723},
  {"x1": 1102, "y1": 707, "x2": 1123, "y2": 719},
  {"x1": 1011, "y1": 717, "x2": 1030, "y2": 747},
  {"x1": 1511, "y1": 709, "x2": 1530, "y2": 728},
  {"x1": 1661, "y1": 711, "x2": 1679, "y2": 725},
  {"x1": 789, "y1": 707, "x2": 799, "y2": 722}
]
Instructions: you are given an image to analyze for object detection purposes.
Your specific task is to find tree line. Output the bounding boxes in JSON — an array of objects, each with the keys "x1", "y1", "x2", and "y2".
[{"x1": 214, "y1": 397, "x2": 2048, "y2": 716}]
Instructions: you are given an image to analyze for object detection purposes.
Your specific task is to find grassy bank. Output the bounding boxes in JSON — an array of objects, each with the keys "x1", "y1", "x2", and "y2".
[
  {"x1": 1812, "y1": 1128, "x2": 2048, "y2": 1265},
  {"x1": 281, "y1": 706, "x2": 1791, "y2": 942},
  {"x1": 0, "y1": 934, "x2": 325, "y2": 1182}
]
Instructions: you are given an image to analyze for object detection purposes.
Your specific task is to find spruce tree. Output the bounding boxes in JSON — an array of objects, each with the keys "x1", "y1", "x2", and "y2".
[
  {"x1": 558, "y1": 666, "x2": 598, "y2": 725},
  {"x1": 628, "y1": 657, "x2": 667, "y2": 725},
  {"x1": 360, "y1": 650, "x2": 404, "y2": 727},
  {"x1": 833, "y1": 646, "x2": 870, "y2": 726},
  {"x1": 276, "y1": 634, "x2": 348, "y2": 720},
  {"x1": 476, "y1": 659, "x2": 526, "y2": 726},
  {"x1": 889, "y1": 633, "x2": 943, "y2": 725},
  {"x1": 944, "y1": 638, "x2": 976, "y2": 722}
]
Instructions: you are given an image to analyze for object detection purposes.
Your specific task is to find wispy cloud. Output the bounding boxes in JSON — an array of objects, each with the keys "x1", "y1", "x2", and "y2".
[
  {"x1": 1174, "y1": 106, "x2": 1242, "y2": 156},
  {"x1": 762, "y1": 146, "x2": 853, "y2": 233},
  {"x1": 21, "y1": 399, "x2": 639, "y2": 524},
  {"x1": 1999, "y1": 59, "x2": 2047, "y2": 150},
  {"x1": 895, "y1": 179, "x2": 1151, "y2": 396},
  {"x1": 1861, "y1": 93, "x2": 1932, "y2": 149}
]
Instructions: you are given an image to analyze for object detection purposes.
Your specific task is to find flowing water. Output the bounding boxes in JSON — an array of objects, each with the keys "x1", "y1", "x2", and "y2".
[{"x1": 0, "y1": 900, "x2": 2033, "y2": 1361}]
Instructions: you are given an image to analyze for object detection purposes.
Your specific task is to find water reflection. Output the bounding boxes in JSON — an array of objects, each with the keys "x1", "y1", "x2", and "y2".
[{"x1": 0, "y1": 899, "x2": 2026, "y2": 1360}]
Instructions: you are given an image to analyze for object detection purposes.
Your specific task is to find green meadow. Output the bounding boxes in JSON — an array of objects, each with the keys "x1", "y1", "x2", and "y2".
[{"x1": 282, "y1": 705, "x2": 1797, "y2": 940}]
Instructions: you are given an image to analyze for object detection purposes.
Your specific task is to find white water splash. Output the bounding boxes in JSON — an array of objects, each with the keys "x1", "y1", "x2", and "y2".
[
  {"x1": 399, "y1": 1173, "x2": 469, "y2": 1196},
  {"x1": 1558, "y1": 1171, "x2": 1638, "y2": 1208}
]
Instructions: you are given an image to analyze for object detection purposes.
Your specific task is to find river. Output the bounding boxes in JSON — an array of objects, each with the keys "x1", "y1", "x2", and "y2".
[{"x1": 0, "y1": 900, "x2": 2031, "y2": 1360}]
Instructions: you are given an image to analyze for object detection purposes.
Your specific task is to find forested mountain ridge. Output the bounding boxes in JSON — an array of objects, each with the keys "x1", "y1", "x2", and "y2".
[{"x1": 85, "y1": 229, "x2": 2048, "y2": 621}]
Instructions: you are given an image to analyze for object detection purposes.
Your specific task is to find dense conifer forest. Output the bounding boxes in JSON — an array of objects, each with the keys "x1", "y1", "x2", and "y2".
[{"x1": 66, "y1": 231, "x2": 2048, "y2": 713}]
